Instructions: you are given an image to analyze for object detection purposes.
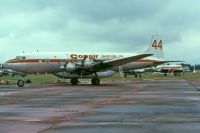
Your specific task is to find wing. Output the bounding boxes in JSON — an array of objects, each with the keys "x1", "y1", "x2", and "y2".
[
  {"x1": 62, "y1": 54, "x2": 153, "y2": 73},
  {"x1": 94, "y1": 54, "x2": 153, "y2": 69}
]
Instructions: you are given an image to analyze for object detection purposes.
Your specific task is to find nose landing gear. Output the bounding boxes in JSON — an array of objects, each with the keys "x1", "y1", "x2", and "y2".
[{"x1": 17, "y1": 80, "x2": 25, "y2": 87}]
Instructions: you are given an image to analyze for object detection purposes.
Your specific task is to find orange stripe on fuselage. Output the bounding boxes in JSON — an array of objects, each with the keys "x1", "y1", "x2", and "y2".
[
  {"x1": 6, "y1": 58, "x2": 161, "y2": 64},
  {"x1": 7, "y1": 59, "x2": 69, "y2": 63}
]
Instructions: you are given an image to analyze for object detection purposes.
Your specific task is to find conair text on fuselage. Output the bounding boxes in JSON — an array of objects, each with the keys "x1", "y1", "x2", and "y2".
[{"x1": 70, "y1": 54, "x2": 98, "y2": 60}]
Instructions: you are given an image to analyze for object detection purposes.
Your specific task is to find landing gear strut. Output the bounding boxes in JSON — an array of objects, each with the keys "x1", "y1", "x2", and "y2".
[
  {"x1": 70, "y1": 78, "x2": 78, "y2": 85},
  {"x1": 91, "y1": 77, "x2": 100, "y2": 85}
]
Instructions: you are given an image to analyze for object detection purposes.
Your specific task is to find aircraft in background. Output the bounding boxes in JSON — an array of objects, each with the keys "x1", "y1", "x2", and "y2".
[
  {"x1": 124, "y1": 69, "x2": 145, "y2": 78},
  {"x1": 123, "y1": 68, "x2": 150, "y2": 78},
  {"x1": 153, "y1": 64, "x2": 191, "y2": 76},
  {"x1": 183, "y1": 66, "x2": 192, "y2": 73}
]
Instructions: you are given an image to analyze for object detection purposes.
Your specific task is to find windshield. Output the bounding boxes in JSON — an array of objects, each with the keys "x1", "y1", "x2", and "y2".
[{"x1": 15, "y1": 56, "x2": 26, "y2": 60}]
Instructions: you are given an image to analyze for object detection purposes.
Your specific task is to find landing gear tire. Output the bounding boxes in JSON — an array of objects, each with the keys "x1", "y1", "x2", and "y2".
[
  {"x1": 135, "y1": 75, "x2": 138, "y2": 78},
  {"x1": 71, "y1": 78, "x2": 78, "y2": 85},
  {"x1": 91, "y1": 78, "x2": 100, "y2": 85},
  {"x1": 17, "y1": 80, "x2": 25, "y2": 87}
]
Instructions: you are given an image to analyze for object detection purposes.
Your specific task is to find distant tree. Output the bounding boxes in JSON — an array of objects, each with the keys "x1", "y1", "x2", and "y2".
[
  {"x1": 195, "y1": 64, "x2": 200, "y2": 70},
  {"x1": 181, "y1": 63, "x2": 193, "y2": 71}
]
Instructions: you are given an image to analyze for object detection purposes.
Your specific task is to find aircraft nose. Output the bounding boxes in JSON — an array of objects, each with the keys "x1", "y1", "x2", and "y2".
[{"x1": 2, "y1": 63, "x2": 8, "y2": 69}]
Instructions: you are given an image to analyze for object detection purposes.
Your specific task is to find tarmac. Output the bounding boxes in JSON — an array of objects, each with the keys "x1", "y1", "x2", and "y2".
[{"x1": 0, "y1": 79, "x2": 200, "y2": 133}]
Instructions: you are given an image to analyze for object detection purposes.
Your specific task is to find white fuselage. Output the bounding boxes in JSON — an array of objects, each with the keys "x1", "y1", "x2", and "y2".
[{"x1": 4, "y1": 52, "x2": 159, "y2": 78}]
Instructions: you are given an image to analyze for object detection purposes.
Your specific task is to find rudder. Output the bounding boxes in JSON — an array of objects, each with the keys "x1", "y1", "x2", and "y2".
[{"x1": 144, "y1": 33, "x2": 164, "y2": 59}]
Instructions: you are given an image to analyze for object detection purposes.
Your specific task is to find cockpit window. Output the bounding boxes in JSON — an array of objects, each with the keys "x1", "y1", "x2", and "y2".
[{"x1": 15, "y1": 56, "x2": 26, "y2": 60}]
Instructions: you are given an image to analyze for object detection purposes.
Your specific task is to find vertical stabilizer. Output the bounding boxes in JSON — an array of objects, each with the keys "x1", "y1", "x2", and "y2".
[{"x1": 145, "y1": 33, "x2": 164, "y2": 59}]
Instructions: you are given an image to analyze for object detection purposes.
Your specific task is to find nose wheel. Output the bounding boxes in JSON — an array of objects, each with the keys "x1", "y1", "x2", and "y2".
[{"x1": 17, "y1": 80, "x2": 25, "y2": 87}]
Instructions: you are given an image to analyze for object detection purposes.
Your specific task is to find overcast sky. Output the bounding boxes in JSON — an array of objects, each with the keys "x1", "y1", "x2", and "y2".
[{"x1": 0, "y1": 0, "x2": 200, "y2": 64}]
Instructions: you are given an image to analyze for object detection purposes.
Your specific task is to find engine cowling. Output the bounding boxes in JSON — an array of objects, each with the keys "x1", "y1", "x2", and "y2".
[
  {"x1": 66, "y1": 62, "x2": 76, "y2": 72},
  {"x1": 84, "y1": 58, "x2": 94, "y2": 70}
]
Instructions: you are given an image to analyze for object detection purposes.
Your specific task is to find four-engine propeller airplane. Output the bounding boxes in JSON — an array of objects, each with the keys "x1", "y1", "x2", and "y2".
[
  {"x1": 2, "y1": 34, "x2": 179, "y2": 87},
  {"x1": 3, "y1": 52, "x2": 152, "y2": 87}
]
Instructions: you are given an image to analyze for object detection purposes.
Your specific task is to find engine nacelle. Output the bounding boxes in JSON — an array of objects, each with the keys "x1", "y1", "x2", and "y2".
[
  {"x1": 66, "y1": 62, "x2": 76, "y2": 73},
  {"x1": 54, "y1": 70, "x2": 116, "y2": 78},
  {"x1": 84, "y1": 58, "x2": 94, "y2": 70},
  {"x1": 96, "y1": 70, "x2": 116, "y2": 78}
]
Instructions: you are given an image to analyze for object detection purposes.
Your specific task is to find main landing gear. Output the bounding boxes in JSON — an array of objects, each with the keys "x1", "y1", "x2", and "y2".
[
  {"x1": 70, "y1": 77, "x2": 100, "y2": 85},
  {"x1": 91, "y1": 72, "x2": 100, "y2": 85},
  {"x1": 91, "y1": 77, "x2": 100, "y2": 85},
  {"x1": 70, "y1": 78, "x2": 79, "y2": 85},
  {"x1": 135, "y1": 74, "x2": 142, "y2": 78}
]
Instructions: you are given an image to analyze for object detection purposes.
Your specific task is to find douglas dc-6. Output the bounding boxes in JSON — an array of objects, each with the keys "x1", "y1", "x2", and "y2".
[{"x1": 2, "y1": 35, "x2": 177, "y2": 87}]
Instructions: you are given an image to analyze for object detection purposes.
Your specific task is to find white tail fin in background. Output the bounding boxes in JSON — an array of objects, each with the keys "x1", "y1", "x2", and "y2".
[{"x1": 144, "y1": 33, "x2": 164, "y2": 59}]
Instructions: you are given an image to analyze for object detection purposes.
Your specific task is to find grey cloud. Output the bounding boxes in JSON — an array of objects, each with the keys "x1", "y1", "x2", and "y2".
[{"x1": 0, "y1": 0, "x2": 200, "y2": 64}]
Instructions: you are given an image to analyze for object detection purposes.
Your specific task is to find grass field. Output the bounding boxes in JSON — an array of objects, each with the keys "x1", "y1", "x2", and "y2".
[{"x1": 1, "y1": 72, "x2": 200, "y2": 85}]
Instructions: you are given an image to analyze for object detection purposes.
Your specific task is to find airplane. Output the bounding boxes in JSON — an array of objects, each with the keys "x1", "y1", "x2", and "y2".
[
  {"x1": 123, "y1": 68, "x2": 146, "y2": 78},
  {"x1": 123, "y1": 67, "x2": 155, "y2": 78},
  {"x1": 2, "y1": 34, "x2": 178, "y2": 87},
  {"x1": 153, "y1": 64, "x2": 185, "y2": 76},
  {"x1": 3, "y1": 52, "x2": 153, "y2": 87}
]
